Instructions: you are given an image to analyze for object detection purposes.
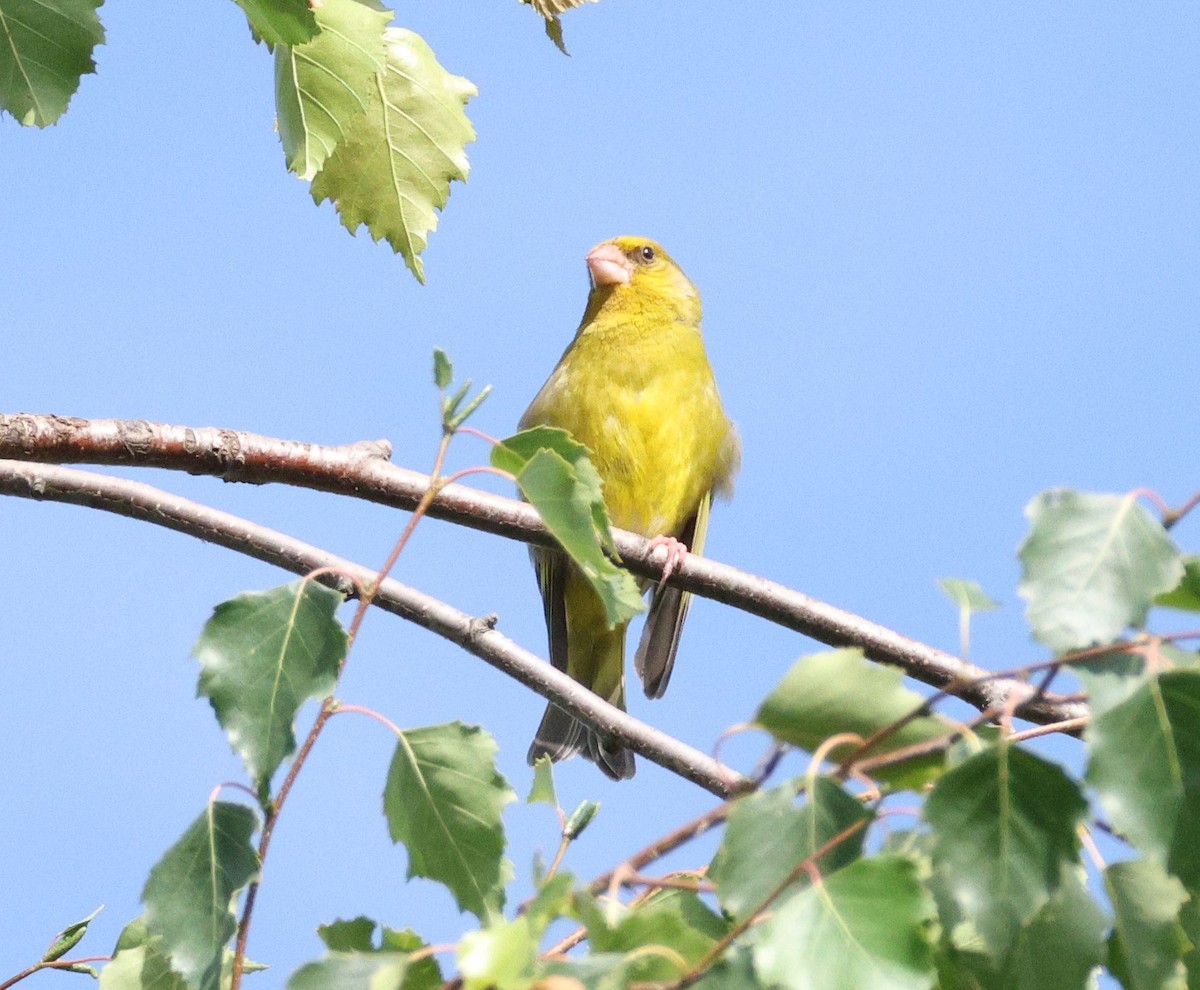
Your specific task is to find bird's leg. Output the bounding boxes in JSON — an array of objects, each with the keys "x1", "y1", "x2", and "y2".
[{"x1": 647, "y1": 534, "x2": 689, "y2": 590}]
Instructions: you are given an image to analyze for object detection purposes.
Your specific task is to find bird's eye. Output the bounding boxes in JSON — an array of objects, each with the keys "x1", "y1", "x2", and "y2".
[{"x1": 638, "y1": 245, "x2": 656, "y2": 263}]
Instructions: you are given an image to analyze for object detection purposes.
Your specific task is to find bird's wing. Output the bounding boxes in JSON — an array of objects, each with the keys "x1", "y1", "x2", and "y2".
[
  {"x1": 533, "y1": 546, "x2": 570, "y2": 675},
  {"x1": 634, "y1": 490, "x2": 712, "y2": 699}
]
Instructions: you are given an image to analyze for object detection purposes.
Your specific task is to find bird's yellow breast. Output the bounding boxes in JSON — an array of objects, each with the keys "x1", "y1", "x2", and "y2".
[{"x1": 522, "y1": 309, "x2": 736, "y2": 539}]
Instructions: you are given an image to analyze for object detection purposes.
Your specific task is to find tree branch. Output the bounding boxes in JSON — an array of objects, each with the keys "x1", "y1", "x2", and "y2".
[
  {"x1": 0, "y1": 459, "x2": 748, "y2": 798},
  {"x1": 0, "y1": 413, "x2": 1087, "y2": 726}
]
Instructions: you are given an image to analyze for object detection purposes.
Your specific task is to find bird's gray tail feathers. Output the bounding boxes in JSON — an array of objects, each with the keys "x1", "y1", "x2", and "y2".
[{"x1": 527, "y1": 703, "x2": 635, "y2": 780}]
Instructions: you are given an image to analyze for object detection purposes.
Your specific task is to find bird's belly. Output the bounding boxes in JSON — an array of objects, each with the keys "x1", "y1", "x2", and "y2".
[{"x1": 584, "y1": 389, "x2": 722, "y2": 538}]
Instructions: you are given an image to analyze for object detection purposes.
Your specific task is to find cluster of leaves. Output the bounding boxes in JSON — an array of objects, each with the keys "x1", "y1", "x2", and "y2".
[
  {"x1": 15, "y1": 380, "x2": 1199, "y2": 990},
  {"x1": 1, "y1": 0, "x2": 581, "y2": 279}
]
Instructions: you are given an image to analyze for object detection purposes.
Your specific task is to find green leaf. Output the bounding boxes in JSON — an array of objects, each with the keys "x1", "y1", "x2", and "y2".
[
  {"x1": 578, "y1": 890, "x2": 727, "y2": 983},
  {"x1": 289, "y1": 954, "x2": 408, "y2": 990},
  {"x1": 1086, "y1": 670, "x2": 1200, "y2": 885},
  {"x1": 383, "y1": 722, "x2": 516, "y2": 921},
  {"x1": 937, "y1": 578, "x2": 1000, "y2": 613},
  {"x1": 299, "y1": 920, "x2": 439, "y2": 990},
  {"x1": 693, "y1": 949, "x2": 762, "y2": 990},
  {"x1": 934, "y1": 868, "x2": 1106, "y2": 990},
  {"x1": 233, "y1": 0, "x2": 318, "y2": 46},
  {"x1": 709, "y1": 777, "x2": 871, "y2": 920},
  {"x1": 1180, "y1": 896, "x2": 1200, "y2": 990},
  {"x1": 1156, "y1": 556, "x2": 1200, "y2": 612},
  {"x1": 1105, "y1": 859, "x2": 1189, "y2": 990},
  {"x1": 754, "y1": 649, "x2": 953, "y2": 787},
  {"x1": 1074, "y1": 648, "x2": 1152, "y2": 718},
  {"x1": 142, "y1": 803, "x2": 260, "y2": 990},
  {"x1": 753, "y1": 856, "x2": 936, "y2": 990},
  {"x1": 43, "y1": 905, "x2": 103, "y2": 961},
  {"x1": 457, "y1": 917, "x2": 537, "y2": 990},
  {"x1": 526, "y1": 755, "x2": 557, "y2": 807},
  {"x1": 563, "y1": 799, "x2": 600, "y2": 839},
  {"x1": 0, "y1": 0, "x2": 104, "y2": 126},
  {"x1": 1017, "y1": 489, "x2": 1183, "y2": 652},
  {"x1": 274, "y1": 0, "x2": 389, "y2": 180},
  {"x1": 924, "y1": 743, "x2": 1086, "y2": 958},
  {"x1": 194, "y1": 579, "x2": 347, "y2": 796},
  {"x1": 100, "y1": 945, "x2": 190, "y2": 990},
  {"x1": 432, "y1": 348, "x2": 453, "y2": 390},
  {"x1": 379, "y1": 929, "x2": 443, "y2": 990},
  {"x1": 523, "y1": 871, "x2": 576, "y2": 938},
  {"x1": 317, "y1": 917, "x2": 379, "y2": 952},
  {"x1": 310, "y1": 27, "x2": 476, "y2": 283},
  {"x1": 542, "y1": 954, "x2": 634, "y2": 990},
  {"x1": 103, "y1": 918, "x2": 266, "y2": 990},
  {"x1": 493, "y1": 427, "x2": 645, "y2": 628}
]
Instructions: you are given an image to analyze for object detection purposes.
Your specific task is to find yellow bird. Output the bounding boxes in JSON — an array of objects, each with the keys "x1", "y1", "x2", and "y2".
[{"x1": 521, "y1": 236, "x2": 740, "y2": 779}]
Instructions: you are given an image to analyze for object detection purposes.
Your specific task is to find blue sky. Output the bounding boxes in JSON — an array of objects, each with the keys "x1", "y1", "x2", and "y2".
[{"x1": 2, "y1": 1, "x2": 1198, "y2": 981}]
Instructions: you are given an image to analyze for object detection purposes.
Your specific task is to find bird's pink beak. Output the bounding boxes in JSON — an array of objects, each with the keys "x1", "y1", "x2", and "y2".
[{"x1": 586, "y1": 243, "x2": 632, "y2": 287}]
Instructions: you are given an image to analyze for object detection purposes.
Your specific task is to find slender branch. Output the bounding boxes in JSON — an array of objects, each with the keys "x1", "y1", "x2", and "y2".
[
  {"x1": 0, "y1": 460, "x2": 747, "y2": 798},
  {"x1": 0, "y1": 414, "x2": 1086, "y2": 727}
]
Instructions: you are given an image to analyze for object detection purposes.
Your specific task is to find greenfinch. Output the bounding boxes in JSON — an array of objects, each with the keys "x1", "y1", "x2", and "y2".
[{"x1": 521, "y1": 236, "x2": 740, "y2": 779}]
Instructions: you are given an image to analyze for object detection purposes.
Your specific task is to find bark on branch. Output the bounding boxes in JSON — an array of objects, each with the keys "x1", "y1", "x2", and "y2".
[
  {"x1": 0, "y1": 459, "x2": 749, "y2": 797},
  {"x1": 0, "y1": 413, "x2": 1088, "y2": 728}
]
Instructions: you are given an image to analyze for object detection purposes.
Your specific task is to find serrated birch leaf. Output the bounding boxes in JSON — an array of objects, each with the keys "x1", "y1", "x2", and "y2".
[
  {"x1": 1105, "y1": 859, "x2": 1189, "y2": 990},
  {"x1": 0, "y1": 0, "x2": 104, "y2": 126},
  {"x1": 274, "y1": 0, "x2": 389, "y2": 179},
  {"x1": 924, "y1": 743, "x2": 1086, "y2": 958},
  {"x1": 142, "y1": 803, "x2": 260, "y2": 990},
  {"x1": 1018, "y1": 489, "x2": 1182, "y2": 652},
  {"x1": 755, "y1": 649, "x2": 952, "y2": 787},
  {"x1": 753, "y1": 856, "x2": 936, "y2": 990},
  {"x1": 194, "y1": 579, "x2": 347, "y2": 794},
  {"x1": 310, "y1": 28, "x2": 475, "y2": 282},
  {"x1": 1086, "y1": 670, "x2": 1200, "y2": 885},
  {"x1": 383, "y1": 722, "x2": 515, "y2": 921},
  {"x1": 234, "y1": 0, "x2": 317, "y2": 46},
  {"x1": 709, "y1": 778, "x2": 870, "y2": 919}
]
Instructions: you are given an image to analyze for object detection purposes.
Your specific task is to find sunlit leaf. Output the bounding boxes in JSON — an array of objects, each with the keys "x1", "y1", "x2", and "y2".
[
  {"x1": 709, "y1": 777, "x2": 870, "y2": 920},
  {"x1": 142, "y1": 803, "x2": 260, "y2": 990},
  {"x1": 274, "y1": 0, "x2": 388, "y2": 179},
  {"x1": 194, "y1": 579, "x2": 347, "y2": 795},
  {"x1": 233, "y1": 0, "x2": 317, "y2": 46},
  {"x1": 755, "y1": 649, "x2": 952, "y2": 787},
  {"x1": 1018, "y1": 489, "x2": 1182, "y2": 652},
  {"x1": 289, "y1": 953, "x2": 408, "y2": 990},
  {"x1": 753, "y1": 856, "x2": 936, "y2": 990},
  {"x1": 310, "y1": 28, "x2": 476, "y2": 282},
  {"x1": 578, "y1": 889, "x2": 726, "y2": 983},
  {"x1": 1156, "y1": 556, "x2": 1200, "y2": 613},
  {"x1": 383, "y1": 722, "x2": 515, "y2": 921},
  {"x1": 457, "y1": 917, "x2": 537, "y2": 990},
  {"x1": 0, "y1": 0, "x2": 104, "y2": 126},
  {"x1": 924, "y1": 743, "x2": 1086, "y2": 958}
]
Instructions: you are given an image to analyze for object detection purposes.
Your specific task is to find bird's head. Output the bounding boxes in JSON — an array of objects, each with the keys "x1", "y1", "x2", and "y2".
[{"x1": 583, "y1": 236, "x2": 702, "y2": 325}]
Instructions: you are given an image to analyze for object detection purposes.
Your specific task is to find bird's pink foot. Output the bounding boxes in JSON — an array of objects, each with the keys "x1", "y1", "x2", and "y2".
[{"x1": 648, "y1": 535, "x2": 689, "y2": 589}]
